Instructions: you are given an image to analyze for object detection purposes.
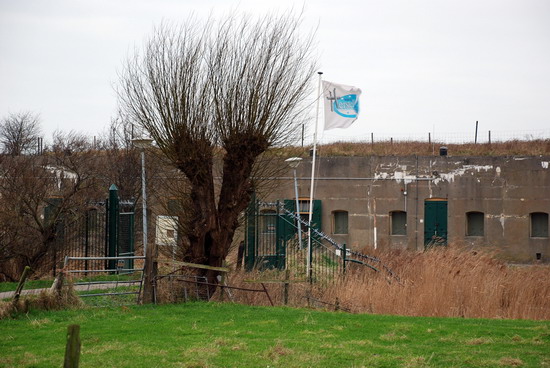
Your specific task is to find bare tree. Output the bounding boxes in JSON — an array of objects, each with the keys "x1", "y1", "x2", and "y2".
[
  {"x1": 0, "y1": 112, "x2": 41, "y2": 156},
  {"x1": 0, "y1": 133, "x2": 100, "y2": 280},
  {"x1": 118, "y1": 14, "x2": 316, "y2": 285}
]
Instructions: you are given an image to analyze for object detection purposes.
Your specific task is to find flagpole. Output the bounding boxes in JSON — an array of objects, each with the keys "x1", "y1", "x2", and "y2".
[{"x1": 307, "y1": 71, "x2": 323, "y2": 283}]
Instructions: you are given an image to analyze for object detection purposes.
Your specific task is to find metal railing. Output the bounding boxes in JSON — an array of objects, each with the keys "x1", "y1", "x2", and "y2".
[
  {"x1": 247, "y1": 201, "x2": 397, "y2": 283},
  {"x1": 59, "y1": 255, "x2": 146, "y2": 305}
]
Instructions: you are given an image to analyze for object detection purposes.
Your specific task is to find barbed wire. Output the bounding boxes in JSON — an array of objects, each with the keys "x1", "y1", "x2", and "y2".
[{"x1": 303, "y1": 129, "x2": 550, "y2": 145}]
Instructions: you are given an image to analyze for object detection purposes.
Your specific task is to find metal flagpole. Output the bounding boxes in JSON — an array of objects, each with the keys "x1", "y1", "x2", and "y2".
[{"x1": 307, "y1": 71, "x2": 323, "y2": 282}]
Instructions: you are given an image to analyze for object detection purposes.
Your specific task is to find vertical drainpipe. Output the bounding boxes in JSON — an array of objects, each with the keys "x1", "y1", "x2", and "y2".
[
  {"x1": 373, "y1": 198, "x2": 377, "y2": 250},
  {"x1": 415, "y1": 155, "x2": 419, "y2": 251}
]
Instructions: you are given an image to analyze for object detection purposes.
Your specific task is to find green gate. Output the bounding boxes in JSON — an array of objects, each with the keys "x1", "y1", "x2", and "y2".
[
  {"x1": 244, "y1": 197, "x2": 399, "y2": 283},
  {"x1": 244, "y1": 197, "x2": 321, "y2": 272},
  {"x1": 48, "y1": 184, "x2": 136, "y2": 276},
  {"x1": 424, "y1": 198, "x2": 448, "y2": 246},
  {"x1": 107, "y1": 184, "x2": 136, "y2": 271}
]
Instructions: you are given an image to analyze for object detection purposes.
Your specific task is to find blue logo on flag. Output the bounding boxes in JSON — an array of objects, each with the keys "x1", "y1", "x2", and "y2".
[{"x1": 333, "y1": 94, "x2": 359, "y2": 118}]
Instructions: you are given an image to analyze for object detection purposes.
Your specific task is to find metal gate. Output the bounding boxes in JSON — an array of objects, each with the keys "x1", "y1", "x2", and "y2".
[
  {"x1": 244, "y1": 198, "x2": 399, "y2": 283},
  {"x1": 59, "y1": 255, "x2": 145, "y2": 307},
  {"x1": 244, "y1": 198, "x2": 341, "y2": 281},
  {"x1": 51, "y1": 185, "x2": 136, "y2": 275}
]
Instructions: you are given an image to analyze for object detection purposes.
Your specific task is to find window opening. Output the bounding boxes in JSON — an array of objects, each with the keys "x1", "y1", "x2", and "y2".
[
  {"x1": 531, "y1": 212, "x2": 549, "y2": 238},
  {"x1": 390, "y1": 211, "x2": 407, "y2": 235},
  {"x1": 466, "y1": 211, "x2": 484, "y2": 236},
  {"x1": 333, "y1": 211, "x2": 348, "y2": 235}
]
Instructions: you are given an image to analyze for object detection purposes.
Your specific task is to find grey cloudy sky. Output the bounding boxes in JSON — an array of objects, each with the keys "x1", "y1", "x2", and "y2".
[{"x1": 1, "y1": 0, "x2": 549, "y2": 144}]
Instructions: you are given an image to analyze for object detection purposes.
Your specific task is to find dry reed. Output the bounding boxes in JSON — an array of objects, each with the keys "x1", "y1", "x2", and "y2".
[{"x1": 223, "y1": 246, "x2": 550, "y2": 320}]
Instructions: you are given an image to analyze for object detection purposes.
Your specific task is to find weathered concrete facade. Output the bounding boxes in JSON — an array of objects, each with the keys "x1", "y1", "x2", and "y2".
[{"x1": 267, "y1": 155, "x2": 550, "y2": 263}]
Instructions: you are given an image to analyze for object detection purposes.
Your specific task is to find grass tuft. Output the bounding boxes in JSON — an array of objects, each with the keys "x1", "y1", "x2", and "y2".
[
  {"x1": 499, "y1": 357, "x2": 524, "y2": 366},
  {"x1": 0, "y1": 281, "x2": 82, "y2": 319}
]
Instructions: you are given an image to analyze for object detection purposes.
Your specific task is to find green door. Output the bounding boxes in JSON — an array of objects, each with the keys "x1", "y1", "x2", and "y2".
[{"x1": 424, "y1": 199, "x2": 448, "y2": 247}]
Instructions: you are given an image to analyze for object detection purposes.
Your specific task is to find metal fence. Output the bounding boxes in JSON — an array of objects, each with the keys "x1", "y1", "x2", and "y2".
[
  {"x1": 309, "y1": 128, "x2": 550, "y2": 145},
  {"x1": 52, "y1": 207, "x2": 108, "y2": 275},
  {"x1": 244, "y1": 199, "x2": 396, "y2": 283},
  {"x1": 49, "y1": 186, "x2": 136, "y2": 276},
  {"x1": 60, "y1": 255, "x2": 145, "y2": 306}
]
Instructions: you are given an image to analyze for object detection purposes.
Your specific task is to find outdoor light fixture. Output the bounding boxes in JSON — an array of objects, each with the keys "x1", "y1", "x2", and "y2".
[
  {"x1": 285, "y1": 156, "x2": 303, "y2": 169},
  {"x1": 132, "y1": 138, "x2": 154, "y2": 149},
  {"x1": 132, "y1": 138, "x2": 153, "y2": 257},
  {"x1": 285, "y1": 157, "x2": 303, "y2": 249}
]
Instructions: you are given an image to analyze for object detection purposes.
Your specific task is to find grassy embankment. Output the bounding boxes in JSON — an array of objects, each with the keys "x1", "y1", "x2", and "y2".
[
  {"x1": 311, "y1": 139, "x2": 550, "y2": 156},
  {"x1": 1, "y1": 302, "x2": 549, "y2": 368}
]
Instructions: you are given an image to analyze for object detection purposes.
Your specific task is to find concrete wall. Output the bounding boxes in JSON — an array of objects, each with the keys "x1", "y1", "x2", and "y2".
[{"x1": 267, "y1": 155, "x2": 550, "y2": 263}]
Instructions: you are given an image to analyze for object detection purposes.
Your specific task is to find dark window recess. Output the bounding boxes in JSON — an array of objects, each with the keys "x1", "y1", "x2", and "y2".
[
  {"x1": 531, "y1": 212, "x2": 549, "y2": 238},
  {"x1": 391, "y1": 211, "x2": 407, "y2": 235},
  {"x1": 466, "y1": 211, "x2": 484, "y2": 236},
  {"x1": 167, "y1": 199, "x2": 183, "y2": 216},
  {"x1": 260, "y1": 210, "x2": 276, "y2": 233},
  {"x1": 284, "y1": 199, "x2": 322, "y2": 232},
  {"x1": 333, "y1": 211, "x2": 348, "y2": 235}
]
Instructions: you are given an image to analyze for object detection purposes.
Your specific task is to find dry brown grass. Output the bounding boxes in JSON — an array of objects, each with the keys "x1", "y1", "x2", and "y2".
[
  {"x1": 321, "y1": 246, "x2": 550, "y2": 319},
  {"x1": 281, "y1": 139, "x2": 550, "y2": 157},
  {"x1": 0, "y1": 282, "x2": 82, "y2": 319},
  {"x1": 223, "y1": 246, "x2": 550, "y2": 320}
]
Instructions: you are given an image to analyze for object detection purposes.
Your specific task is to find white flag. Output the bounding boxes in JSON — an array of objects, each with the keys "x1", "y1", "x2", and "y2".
[{"x1": 322, "y1": 80, "x2": 361, "y2": 130}]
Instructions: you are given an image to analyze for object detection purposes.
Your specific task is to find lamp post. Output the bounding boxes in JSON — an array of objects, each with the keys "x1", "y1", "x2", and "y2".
[
  {"x1": 132, "y1": 138, "x2": 153, "y2": 257},
  {"x1": 285, "y1": 157, "x2": 303, "y2": 250}
]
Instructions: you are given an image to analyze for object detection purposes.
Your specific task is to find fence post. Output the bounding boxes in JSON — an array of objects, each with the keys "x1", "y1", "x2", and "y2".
[
  {"x1": 107, "y1": 184, "x2": 119, "y2": 271},
  {"x1": 12, "y1": 266, "x2": 31, "y2": 303},
  {"x1": 84, "y1": 211, "x2": 89, "y2": 274},
  {"x1": 342, "y1": 244, "x2": 347, "y2": 275},
  {"x1": 283, "y1": 269, "x2": 290, "y2": 306},
  {"x1": 220, "y1": 261, "x2": 227, "y2": 302},
  {"x1": 142, "y1": 240, "x2": 157, "y2": 304},
  {"x1": 64, "y1": 324, "x2": 81, "y2": 368},
  {"x1": 244, "y1": 193, "x2": 257, "y2": 271}
]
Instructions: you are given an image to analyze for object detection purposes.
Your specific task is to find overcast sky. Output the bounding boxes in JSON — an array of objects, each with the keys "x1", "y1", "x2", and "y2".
[{"x1": 1, "y1": 0, "x2": 549, "y2": 144}]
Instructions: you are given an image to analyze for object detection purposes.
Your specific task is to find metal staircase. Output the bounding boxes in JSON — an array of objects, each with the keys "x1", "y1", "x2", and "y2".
[{"x1": 260, "y1": 201, "x2": 399, "y2": 282}]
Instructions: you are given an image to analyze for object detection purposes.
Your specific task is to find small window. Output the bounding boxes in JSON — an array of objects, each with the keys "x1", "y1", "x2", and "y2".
[
  {"x1": 333, "y1": 211, "x2": 348, "y2": 234},
  {"x1": 155, "y1": 215, "x2": 178, "y2": 246},
  {"x1": 260, "y1": 210, "x2": 276, "y2": 234},
  {"x1": 390, "y1": 211, "x2": 407, "y2": 235},
  {"x1": 466, "y1": 211, "x2": 484, "y2": 236},
  {"x1": 531, "y1": 212, "x2": 549, "y2": 238},
  {"x1": 298, "y1": 199, "x2": 311, "y2": 213},
  {"x1": 167, "y1": 198, "x2": 183, "y2": 216}
]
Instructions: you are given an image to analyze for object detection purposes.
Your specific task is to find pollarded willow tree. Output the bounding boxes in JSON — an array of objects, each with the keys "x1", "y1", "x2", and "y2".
[{"x1": 118, "y1": 14, "x2": 316, "y2": 282}]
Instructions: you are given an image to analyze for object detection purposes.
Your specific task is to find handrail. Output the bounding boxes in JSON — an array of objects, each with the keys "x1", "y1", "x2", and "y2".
[{"x1": 258, "y1": 201, "x2": 399, "y2": 281}]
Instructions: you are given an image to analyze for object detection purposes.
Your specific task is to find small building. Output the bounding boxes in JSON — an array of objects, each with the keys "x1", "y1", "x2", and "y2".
[{"x1": 264, "y1": 155, "x2": 550, "y2": 263}]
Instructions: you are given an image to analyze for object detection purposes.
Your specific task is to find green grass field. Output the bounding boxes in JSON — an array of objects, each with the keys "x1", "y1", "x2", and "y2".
[
  {"x1": 1, "y1": 302, "x2": 549, "y2": 368},
  {"x1": 0, "y1": 280, "x2": 53, "y2": 293}
]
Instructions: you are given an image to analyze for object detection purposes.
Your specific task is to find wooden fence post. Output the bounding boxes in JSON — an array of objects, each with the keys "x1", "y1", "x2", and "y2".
[
  {"x1": 220, "y1": 261, "x2": 227, "y2": 302},
  {"x1": 64, "y1": 324, "x2": 81, "y2": 368},
  {"x1": 142, "y1": 241, "x2": 157, "y2": 304},
  {"x1": 283, "y1": 269, "x2": 290, "y2": 306},
  {"x1": 12, "y1": 266, "x2": 31, "y2": 303}
]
